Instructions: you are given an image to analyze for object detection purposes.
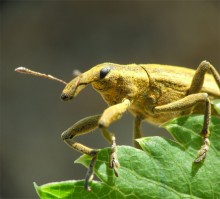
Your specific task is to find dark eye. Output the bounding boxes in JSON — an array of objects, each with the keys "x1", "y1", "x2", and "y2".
[{"x1": 100, "y1": 67, "x2": 111, "y2": 79}]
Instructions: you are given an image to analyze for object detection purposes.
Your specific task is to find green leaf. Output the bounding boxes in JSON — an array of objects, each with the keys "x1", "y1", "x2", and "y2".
[
  {"x1": 35, "y1": 115, "x2": 220, "y2": 199},
  {"x1": 213, "y1": 99, "x2": 220, "y2": 114}
]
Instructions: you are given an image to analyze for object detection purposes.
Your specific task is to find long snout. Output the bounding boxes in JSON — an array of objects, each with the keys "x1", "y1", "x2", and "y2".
[
  {"x1": 61, "y1": 76, "x2": 82, "y2": 101},
  {"x1": 61, "y1": 92, "x2": 72, "y2": 101},
  {"x1": 60, "y1": 66, "x2": 101, "y2": 101}
]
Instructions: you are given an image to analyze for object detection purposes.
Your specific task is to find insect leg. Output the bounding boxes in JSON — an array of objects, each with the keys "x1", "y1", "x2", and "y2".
[
  {"x1": 154, "y1": 93, "x2": 211, "y2": 163},
  {"x1": 133, "y1": 115, "x2": 143, "y2": 149},
  {"x1": 61, "y1": 114, "x2": 101, "y2": 191},
  {"x1": 186, "y1": 60, "x2": 220, "y2": 162},
  {"x1": 188, "y1": 60, "x2": 220, "y2": 95},
  {"x1": 98, "y1": 99, "x2": 130, "y2": 176}
]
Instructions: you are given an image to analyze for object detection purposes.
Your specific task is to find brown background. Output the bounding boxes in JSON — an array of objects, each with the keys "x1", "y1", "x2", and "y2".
[{"x1": 1, "y1": 1, "x2": 220, "y2": 198}]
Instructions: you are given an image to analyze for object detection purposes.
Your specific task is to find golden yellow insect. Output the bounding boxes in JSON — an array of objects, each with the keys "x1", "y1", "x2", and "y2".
[{"x1": 15, "y1": 60, "x2": 220, "y2": 191}]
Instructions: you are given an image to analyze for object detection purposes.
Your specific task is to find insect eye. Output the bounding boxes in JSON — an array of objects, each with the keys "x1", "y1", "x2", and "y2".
[{"x1": 100, "y1": 67, "x2": 111, "y2": 79}]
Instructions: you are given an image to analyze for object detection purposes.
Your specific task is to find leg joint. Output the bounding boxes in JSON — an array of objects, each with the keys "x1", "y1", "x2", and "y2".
[
  {"x1": 200, "y1": 60, "x2": 211, "y2": 68},
  {"x1": 98, "y1": 120, "x2": 107, "y2": 129},
  {"x1": 61, "y1": 130, "x2": 74, "y2": 141}
]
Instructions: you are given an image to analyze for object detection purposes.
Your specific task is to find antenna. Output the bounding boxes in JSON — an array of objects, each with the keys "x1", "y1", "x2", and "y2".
[{"x1": 15, "y1": 67, "x2": 67, "y2": 85}]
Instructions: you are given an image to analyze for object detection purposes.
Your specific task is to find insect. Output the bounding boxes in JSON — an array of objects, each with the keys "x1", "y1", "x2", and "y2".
[{"x1": 15, "y1": 60, "x2": 220, "y2": 191}]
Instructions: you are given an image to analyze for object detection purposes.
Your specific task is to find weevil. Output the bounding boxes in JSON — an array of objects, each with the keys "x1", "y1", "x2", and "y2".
[{"x1": 15, "y1": 60, "x2": 220, "y2": 191}]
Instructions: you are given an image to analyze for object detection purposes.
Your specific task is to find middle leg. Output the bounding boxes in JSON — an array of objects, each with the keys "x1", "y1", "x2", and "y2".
[{"x1": 133, "y1": 115, "x2": 143, "y2": 149}]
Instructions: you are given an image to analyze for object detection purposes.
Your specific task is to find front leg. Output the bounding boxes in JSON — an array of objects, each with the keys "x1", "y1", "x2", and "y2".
[
  {"x1": 61, "y1": 99, "x2": 130, "y2": 190},
  {"x1": 99, "y1": 99, "x2": 131, "y2": 176},
  {"x1": 61, "y1": 115, "x2": 101, "y2": 156},
  {"x1": 61, "y1": 114, "x2": 101, "y2": 191}
]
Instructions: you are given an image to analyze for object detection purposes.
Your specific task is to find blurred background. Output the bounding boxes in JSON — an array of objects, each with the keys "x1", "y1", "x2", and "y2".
[{"x1": 1, "y1": 1, "x2": 220, "y2": 198}]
